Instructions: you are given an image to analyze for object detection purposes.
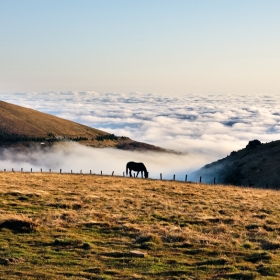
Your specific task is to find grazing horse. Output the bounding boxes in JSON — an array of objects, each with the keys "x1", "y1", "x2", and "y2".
[{"x1": 126, "y1": 161, "x2": 148, "y2": 178}]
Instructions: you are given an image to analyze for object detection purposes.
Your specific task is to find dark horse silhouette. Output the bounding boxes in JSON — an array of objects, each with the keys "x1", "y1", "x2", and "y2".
[{"x1": 126, "y1": 161, "x2": 148, "y2": 178}]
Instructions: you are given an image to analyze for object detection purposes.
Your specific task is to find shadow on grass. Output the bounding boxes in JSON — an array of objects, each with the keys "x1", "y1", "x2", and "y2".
[{"x1": 0, "y1": 219, "x2": 36, "y2": 233}]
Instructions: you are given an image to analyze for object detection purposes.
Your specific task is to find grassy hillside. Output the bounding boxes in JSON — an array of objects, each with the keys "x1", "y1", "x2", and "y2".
[
  {"x1": 0, "y1": 100, "x2": 166, "y2": 151},
  {"x1": 193, "y1": 140, "x2": 280, "y2": 189},
  {"x1": 0, "y1": 172, "x2": 280, "y2": 279},
  {"x1": 0, "y1": 100, "x2": 106, "y2": 138}
]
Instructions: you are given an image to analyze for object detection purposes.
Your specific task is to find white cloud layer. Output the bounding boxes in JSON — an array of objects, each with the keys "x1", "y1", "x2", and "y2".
[
  {"x1": 1, "y1": 92, "x2": 280, "y2": 181},
  {"x1": 0, "y1": 143, "x2": 210, "y2": 181}
]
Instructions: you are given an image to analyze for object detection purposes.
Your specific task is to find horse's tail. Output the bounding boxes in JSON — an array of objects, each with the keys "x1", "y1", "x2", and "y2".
[{"x1": 126, "y1": 162, "x2": 129, "y2": 175}]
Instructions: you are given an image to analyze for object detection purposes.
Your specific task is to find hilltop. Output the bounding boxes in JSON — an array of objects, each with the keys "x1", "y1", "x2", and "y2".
[
  {"x1": 0, "y1": 100, "x2": 166, "y2": 152},
  {"x1": 0, "y1": 172, "x2": 280, "y2": 279},
  {"x1": 192, "y1": 139, "x2": 280, "y2": 188}
]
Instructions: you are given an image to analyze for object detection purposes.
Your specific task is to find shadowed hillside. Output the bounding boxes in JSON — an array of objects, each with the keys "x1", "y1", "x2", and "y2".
[
  {"x1": 192, "y1": 139, "x2": 280, "y2": 189},
  {"x1": 0, "y1": 100, "x2": 166, "y2": 152}
]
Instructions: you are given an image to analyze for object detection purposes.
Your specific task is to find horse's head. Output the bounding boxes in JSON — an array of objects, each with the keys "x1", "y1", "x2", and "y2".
[{"x1": 144, "y1": 171, "x2": 149, "y2": 178}]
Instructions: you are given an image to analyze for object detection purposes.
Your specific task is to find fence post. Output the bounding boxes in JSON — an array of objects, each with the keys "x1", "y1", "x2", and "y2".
[
  {"x1": 31, "y1": 168, "x2": 32, "y2": 173},
  {"x1": 80, "y1": 170, "x2": 82, "y2": 174},
  {"x1": 123, "y1": 172, "x2": 125, "y2": 177},
  {"x1": 199, "y1": 176, "x2": 202, "y2": 183},
  {"x1": 71, "y1": 170, "x2": 73, "y2": 174},
  {"x1": 185, "y1": 175, "x2": 187, "y2": 182},
  {"x1": 160, "y1": 173, "x2": 162, "y2": 180},
  {"x1": 101, "y1": 171, "x2": 102, "y2": 176},
  {"x1": 41, "y1": 168, "x2": 42, "y2": 173},
  {"x1": 49, "y1": 169, "x2": 51, "y2": 173},
  {"x1": 90, "y1": 170, "x2": 92, "y2": 174},
  {"x1": 12, "y1": 168, "x2": 14, "y2": 172},
  {"x1": 21, "y1": 168, "x2": 23, "y2": 172},
  {"x1": 173, "y1": 174, "x2": 175, "y2": 181},
  {"x1": 60, "y1": 169, "x2": 62, "y2": 174},
  {"x1": 214, "y1": 177, "x2": 216, "y2": 184},
  {"x1": 112, "y1": 171, "x2": 114, "y2": 176},
  {"x1": 4, "y1": 169, "x2": 6, "y2": 172}
]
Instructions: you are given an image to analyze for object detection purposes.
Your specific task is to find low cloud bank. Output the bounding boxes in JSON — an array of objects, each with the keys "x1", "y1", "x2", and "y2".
[{"x1": 0, "y1": 143, "x2": 210, "y2": 181}]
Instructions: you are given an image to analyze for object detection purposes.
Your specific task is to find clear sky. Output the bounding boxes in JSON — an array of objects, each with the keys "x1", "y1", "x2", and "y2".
[{"x1": 0, "y1": 0, "x2": 279, "y2": 95}]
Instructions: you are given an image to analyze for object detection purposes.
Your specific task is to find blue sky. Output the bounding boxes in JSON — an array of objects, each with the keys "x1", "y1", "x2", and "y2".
[{"x1": 0, "y1": 0, "x2": 279, "y2": 95}]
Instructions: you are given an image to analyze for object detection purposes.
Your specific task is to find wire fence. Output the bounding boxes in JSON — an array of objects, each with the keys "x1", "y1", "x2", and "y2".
[{"x1": 1, "y1": 167, "x2": 218, "y2": 185}]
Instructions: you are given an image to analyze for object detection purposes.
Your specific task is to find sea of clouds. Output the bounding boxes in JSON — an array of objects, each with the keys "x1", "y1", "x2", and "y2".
[{"x1": 1, "y1": 92, "x2": 280, "y2": 181}]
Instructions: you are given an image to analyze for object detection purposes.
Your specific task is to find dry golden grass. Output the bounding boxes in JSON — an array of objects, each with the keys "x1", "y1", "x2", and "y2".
[
  {"x1": 0, "y1": 100, "x2": 105, "y2": 138},
  {"x1": 0, "y1": 172, "x2": 280, "y2": 279}
]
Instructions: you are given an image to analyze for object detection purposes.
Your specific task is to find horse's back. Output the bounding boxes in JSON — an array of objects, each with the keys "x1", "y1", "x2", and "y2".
[
  {"x1": 126, "y1": 161, "x2": 135, "y2": 168},
  {"x1": 126, "y1": 161, "x2": 145, "y2": 170}
]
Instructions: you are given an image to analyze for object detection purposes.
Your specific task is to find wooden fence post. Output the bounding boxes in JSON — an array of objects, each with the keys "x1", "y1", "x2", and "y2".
[
  {"x1": 21, "y1": 168, "x2": 23, "y2": 172},
  {"x1": 90, "y1": 170, "x2": 92, "y2": 174},
  {"x1": 60, "y1": 169, "x2": 62, "y2": 174},
  {"x1": 123, "y1": 172, "x2": 125, "y2": 177},
  {"x1": 31, "y1": 168, "x2": 32, "y2": 173},
  {"x1": 199, "y1": 176, "x2": 202, "y2": 183},
  {"x1": 112, "y1": 171, "x2": 114, "y2": 176},
  {"x1": 71, "y1": 170, "x2": 73, "y2": 174},
  {"x1": 80, "y1": 170, "x2": 82, "y2": 174},
  {"x1": 214, "y1": 177, "x2": 216, "y2": 184},
  {"x1": 41, "y1": 168, "x2": 42, "y2": 172},
  {"x1": 185, "y1": 175, "x2": 187, "y2": 182},
  {"x1": 160, "y1": 173, "x2": 162, "y2": 180},
  {"x1": 49, "y1": 169, "x2": 51, "y2": 173},
  {"x1": 12, "y1": 168, "x2": 14, "y2": 172},
  {"x1": 173, "y1": 174, "x2": 175, "y2": 181},
  {"x1": 101, "y1": 171, "x2": 102, "y2": 175}
]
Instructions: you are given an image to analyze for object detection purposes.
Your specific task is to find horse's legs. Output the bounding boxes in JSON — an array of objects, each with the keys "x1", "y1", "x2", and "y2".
[
  {"x1": 141, "y1": 171, "x2": 143, "y2": 178},
  {"x1": 129, "y1": 169, "x2": 132, "y2": 177},
  {"x1": 136, "y1": 171, "x2": 139, "y2": 177}
]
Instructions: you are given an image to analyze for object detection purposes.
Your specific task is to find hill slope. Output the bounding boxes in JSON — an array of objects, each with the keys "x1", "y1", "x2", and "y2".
[
  {"x1": 0, "y1": 100, "x2": 105, "y2": 137},
  {"x1": 192, "y1": 139, "x2": 280, "y2": 188},
  {"x1": 1, "y1": 172, "x2": 280, "y2": 279},
  {"x1": 0, "y1": 100, "x2": 166, "y2": 151}
]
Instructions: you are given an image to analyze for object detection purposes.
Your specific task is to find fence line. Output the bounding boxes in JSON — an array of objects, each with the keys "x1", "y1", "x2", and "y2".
[{"x1": 0, "y1": 167, "x2": 215, "y2": 184}]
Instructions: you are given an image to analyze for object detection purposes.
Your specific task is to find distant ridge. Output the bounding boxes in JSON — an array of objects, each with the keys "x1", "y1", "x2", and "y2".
[
  {"x1": 192, "y1": 139, "x2": 280, "y2": 189},
  {"x1": 0, "y1": 100, "x2": 166, "y2": 152}
]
